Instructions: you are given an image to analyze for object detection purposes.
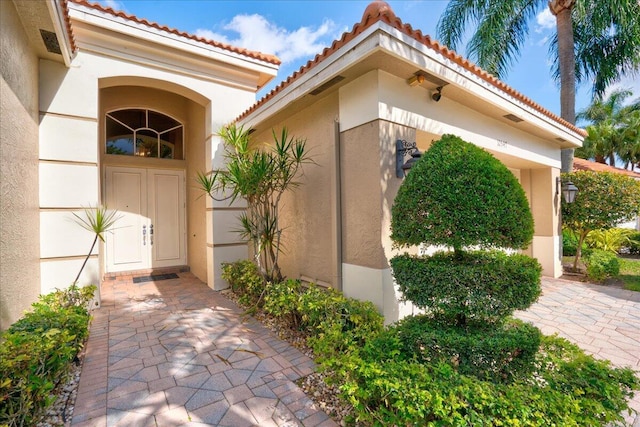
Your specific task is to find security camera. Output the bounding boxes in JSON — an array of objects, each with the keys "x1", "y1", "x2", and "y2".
[{"x1": 431, "y1": 86, "x2": 443, "y2": 102}]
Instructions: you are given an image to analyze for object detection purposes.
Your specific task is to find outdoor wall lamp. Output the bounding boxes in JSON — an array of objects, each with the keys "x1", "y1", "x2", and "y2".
[
  {"x1": 556, "y1": 177, "x2": 578, "y2": 203},
  {"x1": 431, "y1": 86, "x2": 443, "y2": 102},
  {"x1": 396, "y1": 139, "x2": 422, "y2": 178}
]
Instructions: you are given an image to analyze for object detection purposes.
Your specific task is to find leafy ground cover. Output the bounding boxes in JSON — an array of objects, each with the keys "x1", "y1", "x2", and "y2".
[
  {"x1": 563, "y1": 255, "x2": 640, "y2": 291},
  {"x1": 223, "y1": 260, "x2": 639, "y2": 426},
  {"x1": 0, "y1": 285, "x2": 95, "y2": 427}
]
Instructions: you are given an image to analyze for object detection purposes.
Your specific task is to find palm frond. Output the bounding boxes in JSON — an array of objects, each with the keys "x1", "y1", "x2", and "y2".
[{"x1": 72, "y1": 206, "x2": 121, "y2": 242}]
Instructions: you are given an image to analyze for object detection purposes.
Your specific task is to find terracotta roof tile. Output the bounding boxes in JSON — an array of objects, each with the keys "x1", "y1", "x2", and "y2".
[
  {"x1": 237, "y1": 0, "x2": 586, "y2": 138},
  {"x1": 60, "y1": 0, "x2": 78, "y2": 53},
  {"x1": 66, "y1": 0, "x2": 281, "y2": 66},
  {"x1": 573, "y1": 158, "x2": 640, "y2": 178}
]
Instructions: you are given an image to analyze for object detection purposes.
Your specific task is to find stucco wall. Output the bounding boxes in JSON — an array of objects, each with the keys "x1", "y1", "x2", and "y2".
[
  {"x1": 186, "y1": 102, "x2": 207, "y2": 281},
  {"x1": 39, "y1": 50, "x2": 256, "y2": 290},
  {"x1": 249, "y1": 94, "x2": 340, "y2": 286},
  {"x1": 0, "y1": 1, "x2": 41, "y2": 329},
  {"x1": 341, "y1": 120, "x2": 419, "y2": 321},
  {"x1": 341, "y1": 121, "x2": 386, "y2": 269}
]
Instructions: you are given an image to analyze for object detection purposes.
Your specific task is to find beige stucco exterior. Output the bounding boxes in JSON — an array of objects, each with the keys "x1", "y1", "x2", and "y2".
[
  {"x1": 249, "y1": 93, "x2": 341, "y2": 287},
  {"x1": 1, "y1": 0, "x2": 583, "y2": 328},
  {"x1": 0, "y1": 0, "x2": 278, "y2": 328},
  {"x1": 240, "y1": 15, "x2": 582, "y2": 322},
  {"x1": 0, "y1": 1, "x2": 43, "y2": 329}
]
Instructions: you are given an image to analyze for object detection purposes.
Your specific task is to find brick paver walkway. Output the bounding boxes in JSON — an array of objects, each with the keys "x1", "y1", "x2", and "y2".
[
  {"x1": 516, "y1": 277, "x2": 640, "y2": 427},
  {"x1": 71, "y1": 272, "x2": 337, "y2": 427},
  {"x1": 71, "y1": 272, "x2": 639, "y2": 426}
]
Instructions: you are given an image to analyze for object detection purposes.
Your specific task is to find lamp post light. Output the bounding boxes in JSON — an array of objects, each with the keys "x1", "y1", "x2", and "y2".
[
  {"x1": 396, "y1": 139, "x2": 421, "y2": 178},
  {"x1": 556, "y1": 177, "x2": 578, "y2": 203}
]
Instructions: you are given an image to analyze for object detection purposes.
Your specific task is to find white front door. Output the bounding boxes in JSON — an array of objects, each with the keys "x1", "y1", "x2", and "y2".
[{"x1": 105, "y1": 166, "x2": 186, "y2": 273}]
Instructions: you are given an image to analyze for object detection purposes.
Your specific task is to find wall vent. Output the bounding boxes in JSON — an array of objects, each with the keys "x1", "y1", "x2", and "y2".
[
  {"x1": 310, "y1": 76, "x2": 345, "y2": 95},
  {"x1": 39, "y1": 29, "x2": 61, "y2": 55},
  {"x1": 503, "y1": 114, "x2": 524, "y2": 123},
  {"x1": 555, "y1": 137, "x2": 566, "y2": 142}
]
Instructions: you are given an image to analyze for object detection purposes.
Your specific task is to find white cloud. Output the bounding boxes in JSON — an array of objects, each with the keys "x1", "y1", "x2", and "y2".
[
  {"x1": 604, "y1": 74, "x2": 640, "y2": 103},
  {"x1": 102, "y1": 0, "x2": 127, "y2": 12},
  {"x1": 195, "y1": 14, "x2": 338, "y2": 64},
  {"x1": 535, "y1": 8, "x2": 555, "y2": 33}
]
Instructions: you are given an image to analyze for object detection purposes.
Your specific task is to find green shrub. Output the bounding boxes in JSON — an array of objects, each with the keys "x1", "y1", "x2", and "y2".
[
  {"x1": 393, "y1": 316, "x2": 541, "y2": 383},
  {"x1": 323, "y1": 334, "x2": 639, "y2": 426},
  {"x1": 563, "y1": 228, "x2": 579, "y2": 256},
  {"x1": 0, "y1": 285, "x2": 94, "y2": 427},
  {"x1": 390, "y1": 251, "x2": 541, "y2": 326},
  {"x1": 263, "y1": 279, "x2": 302, "y2": 328},
  {"x1": 626, "y1": 231, "x2": 640, "y2": 255},
  {"x1": 221, "y1": 260, "x2": 265, "y2": 306},
  {"x1": 585, "y1": 249, "x2": 620, "y2": 281},
  {"x1": 298, "y1": 285, "x2": 383, "y2": 357},
  {"x1": 562, "y1": 170, "x2": 640, "y2": 269},
  {"x1": 221, "y1": 261, "x2": 384, "y2": 357},
  {"x1": 391, "y1": 134, "x2": 534, "y2": 251},
  {"x1": 586, "y1": 227, "x2": 638, "y2": 254}
]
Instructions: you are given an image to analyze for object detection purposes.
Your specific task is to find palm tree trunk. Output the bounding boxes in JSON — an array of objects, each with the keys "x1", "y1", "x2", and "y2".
[{"x1": 550, "y1": 0, "x2": 577, "y2": 173}]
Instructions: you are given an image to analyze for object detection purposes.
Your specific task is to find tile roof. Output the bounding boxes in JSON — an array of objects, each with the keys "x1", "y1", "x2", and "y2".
[
  {"x1": 65, "y1": 0, "x2": 281, "y2": 66},
  {"x1": 60, "y1": 0, "x2": 78, "y2": 53},
  {"x1": 237, "y1": 0, "x2": 587, "y2": 138},
  {"x1": 573, "y1": 157, "x2": 640, "y2": 178}
]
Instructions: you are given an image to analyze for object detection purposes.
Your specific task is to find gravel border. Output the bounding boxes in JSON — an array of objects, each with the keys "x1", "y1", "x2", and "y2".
[{"x1": 36, "y1": 353, "x2": 84, "y2": 427}]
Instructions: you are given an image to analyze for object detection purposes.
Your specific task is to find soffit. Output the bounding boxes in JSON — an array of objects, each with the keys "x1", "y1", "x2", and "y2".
[{"x1": 12, "y1": 0, "x2": 67, "y2": 63}]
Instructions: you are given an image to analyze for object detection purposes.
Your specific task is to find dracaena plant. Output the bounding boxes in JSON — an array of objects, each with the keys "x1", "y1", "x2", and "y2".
[
  {"x1": 72, "y1": 205, "x2": 121, "y2": 285},
  {"x1": 197, "y1": 123, "x2": 311, "y2": 283}
]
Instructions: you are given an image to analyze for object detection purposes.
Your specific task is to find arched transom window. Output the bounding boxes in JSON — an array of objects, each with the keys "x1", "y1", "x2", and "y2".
[{"x1": 106, "y1": 109, "x2": 184, "y2": 160}]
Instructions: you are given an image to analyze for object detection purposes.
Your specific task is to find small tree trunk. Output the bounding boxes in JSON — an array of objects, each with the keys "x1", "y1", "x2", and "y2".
[
  {"x1": 75, "y1": 235, "x2": 98, "y2": 284},
  {"x1": 573, "y1": 231, "x2": 588, "y2": 271}
]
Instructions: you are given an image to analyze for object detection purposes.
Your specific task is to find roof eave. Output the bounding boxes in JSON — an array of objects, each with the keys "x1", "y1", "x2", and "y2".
[
  {"x1": 67, "y1": 1, "x2": 279, "y2": 90},
  {"x1": 239, "y1": 22, "x2": 584, "y2": 148},
  {"x1": 46, "y1": 0, "x2": 75, "y2": 66}
]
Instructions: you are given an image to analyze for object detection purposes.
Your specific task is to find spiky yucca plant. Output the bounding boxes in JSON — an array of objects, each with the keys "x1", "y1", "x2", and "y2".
[{"x1": 72, "y1": 206, "x2": 121, "y2": 284}]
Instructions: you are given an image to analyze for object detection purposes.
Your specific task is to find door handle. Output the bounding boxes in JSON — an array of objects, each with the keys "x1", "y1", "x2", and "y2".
[
  {"x1": 142, "y1": 224, "x2": 146, "y2": 246},
  {"x1": 150, "y1": 224, "x2": 154, "y2": 246}
]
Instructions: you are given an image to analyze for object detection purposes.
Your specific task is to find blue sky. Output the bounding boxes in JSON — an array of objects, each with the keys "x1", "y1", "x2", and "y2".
[{"x1": 99, "y1": 0, "x2": 639, "y2": 123}]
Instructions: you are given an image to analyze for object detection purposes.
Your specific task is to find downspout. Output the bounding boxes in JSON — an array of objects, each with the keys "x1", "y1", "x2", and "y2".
[{"x1": 333, "y1": 119, "x2": 343, "y2": 291}]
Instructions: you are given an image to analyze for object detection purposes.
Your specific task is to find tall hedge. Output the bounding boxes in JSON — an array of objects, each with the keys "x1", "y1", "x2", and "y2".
[{"x1": 391, "y1": 134, "x2": 534, "y2": 252}]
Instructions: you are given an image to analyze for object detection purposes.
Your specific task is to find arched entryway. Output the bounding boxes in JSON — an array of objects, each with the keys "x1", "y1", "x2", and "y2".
[{"x1": 99, "y1": 83, "x2": 208, "y2": 281}]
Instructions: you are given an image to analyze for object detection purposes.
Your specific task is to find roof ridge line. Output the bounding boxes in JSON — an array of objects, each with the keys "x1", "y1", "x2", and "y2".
[
  {"x1": 237, "y1": 1, "x2": 586, "y2": 138},
  {"x1": 66, "y1": 0, "x2": 281, "y2": 66}
]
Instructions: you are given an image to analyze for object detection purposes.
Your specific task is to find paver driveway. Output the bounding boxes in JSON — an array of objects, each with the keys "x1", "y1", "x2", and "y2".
[
  {"x1": 71, "y1": 272, "x2": 639, "y2": 426},
  {"x1": 516, "y1": 277, "x2": 640, "y2": 427},
  {"x1": 71, "y1": 271, "x2": 337, "y2": 427}
]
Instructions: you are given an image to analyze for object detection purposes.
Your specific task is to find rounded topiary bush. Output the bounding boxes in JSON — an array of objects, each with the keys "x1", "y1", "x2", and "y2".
[
  {"x1": 390, "y1": 135, "x2": 539, "y2": 323},
  {"x1": 390, "y1": 250, "x2": 541, "y2": 325},
  {"x1": 391, "y1": 134, "x2": 534, "y2": 251},
  {"x1": 392, "y1": 315, "x2": 541, "y2": 383}
]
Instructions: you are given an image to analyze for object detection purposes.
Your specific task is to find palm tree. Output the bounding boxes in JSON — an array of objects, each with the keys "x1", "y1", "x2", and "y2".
[
  {"x1": 576, "y1": 89, "x2": 640, "y2": 168},
  {"x1": 618, "y1": 111, "x2": 640, "y2": 171},
  {"x1": 437, "y1": 0, "x2": 640, "y2": 173}
]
